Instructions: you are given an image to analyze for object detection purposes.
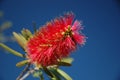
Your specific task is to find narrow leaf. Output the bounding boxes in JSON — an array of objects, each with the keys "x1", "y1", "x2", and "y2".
[
  {"x1": 51, "y1": 78, "x2": 57, "y2": 80},
  {"x1": 13, "y1": 32, "x2": 27, "y2": 49},
  {"x1": 0, "y1": 43, "x2": 24, "y2": 58},
  {"x1": 43, "y1": 67, "x2": 54, "y2": 78},
  {"x1": 16, "y1": 60, "x2": 29, "y2": 67},
  {"x1": 49, "y1": 68, "x2": 61, "y2": 80},
  {"x1": 58, "y1": 62, "x2": 71, "y2": 66},
  {"x1": 60, "y1": 57, "x2": 74, "y2": 64},
  {"x1": 0, "y1": 21, "x2": 12, "y2": 31},
  {"x1": 56, "y1": 69, "x2": 72, "y2": 80},
  {"x1": 21, "y1": 28, "x2": 33, "y2": 40},
  {"x1": 33, "y1": 72, "x2": 40, "y2": 78},
  {"x1": 32, "y1": 70, "x2": 44, "y2": 80}
]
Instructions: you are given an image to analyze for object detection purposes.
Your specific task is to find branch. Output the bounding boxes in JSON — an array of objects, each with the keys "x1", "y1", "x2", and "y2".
[
  {"x1": 16, "y1": 63, "x2": 31, "y2": 80},
  {"x1": 19, "y1": 69, "x2": 35, "y2": 80}
]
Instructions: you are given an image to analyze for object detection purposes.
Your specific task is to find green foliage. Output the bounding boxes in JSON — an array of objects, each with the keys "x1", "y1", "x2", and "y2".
[
  {"x1": 16, "y1": 60, "x2": 29, "y2": 67},
  {"x1": 0, "y1": 43, "x2": 24, "y2": 58}
]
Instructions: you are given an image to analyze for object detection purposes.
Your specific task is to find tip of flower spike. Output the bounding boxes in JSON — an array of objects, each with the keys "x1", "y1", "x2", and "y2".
[{"x1": 63, "y1": 12, "x2": 74, "y2": 18}]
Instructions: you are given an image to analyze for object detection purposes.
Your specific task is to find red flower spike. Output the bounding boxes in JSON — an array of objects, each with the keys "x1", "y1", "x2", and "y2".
[
  {"x1": 26, "y1": 13, "x2": 85, "y2": 66},
  {"x1": 72, "y1": 20, "x2": 85, "y2": 45}
]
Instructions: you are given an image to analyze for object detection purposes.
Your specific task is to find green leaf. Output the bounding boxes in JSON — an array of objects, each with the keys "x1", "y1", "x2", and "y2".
[
  {"x1": 61, "y1": 57, "x2": 74, "y2": 64},
  {"x1": 0, "y1": 21, "x2": 12, "y2": 31},
  {"x1": 21, "y1": 28, "x2": 33, "y2": 40},
  {"x1": 58, "y1": 62, "x2": 71, "y2": 66},
  {"x1": 43, "y1": 67, "x2": 54, "y2": 78},
  {"x1": 56, "y1": 69, "x2": 72, "y2": 80},
  {"x1": 13, "y1": 32, "x2": 27, "y2": 49},
  {"x1": 33, "y1": 72, "x2": 39, "y2": 78},
  {"x1": 16, "y1": 60, "x2": 29, "y2": 67},
  {"x1": 58, "y1": 57, "x2": 74, "y2": 66},
  {"x1": 33, "y1": 71, "x2": 43, "y2": 79},
  {"x1": 0, "y1": 43, "x2": 24, "y2": 58},
  {"x1": 43, "y1": 67, "x2": 61, "y2": 80},
  {"x1": 49, "y1": 68, "x2": 61, "y2": 80},
  {"x1": 51, "y1": 77, "x2": 57, "y2": 80}
]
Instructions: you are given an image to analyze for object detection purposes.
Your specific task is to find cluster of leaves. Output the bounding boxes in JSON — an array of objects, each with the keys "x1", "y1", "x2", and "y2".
[{"x1": 0, "y1": 28, "x2": 73, "y2": 80}]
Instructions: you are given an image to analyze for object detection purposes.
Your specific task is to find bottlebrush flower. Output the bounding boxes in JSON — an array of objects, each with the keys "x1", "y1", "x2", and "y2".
[{"x1": 26, "y1": 12, "x2": 85, "y2": 67}]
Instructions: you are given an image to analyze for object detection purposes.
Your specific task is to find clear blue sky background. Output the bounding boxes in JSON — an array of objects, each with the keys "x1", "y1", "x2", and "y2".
[{"x1": 0, "y1": 0, "x2": 120, "y2": 80}]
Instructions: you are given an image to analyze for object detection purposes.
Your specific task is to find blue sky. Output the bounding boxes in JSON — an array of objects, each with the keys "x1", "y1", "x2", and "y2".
[{"x1": 0, "y1": 0, "x2": 120, "y2": 80}]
